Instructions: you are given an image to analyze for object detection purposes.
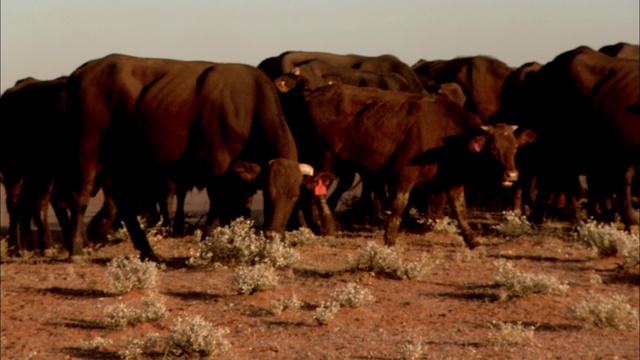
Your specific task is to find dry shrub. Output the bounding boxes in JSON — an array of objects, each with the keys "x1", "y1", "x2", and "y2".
[
  {"x1": 428, "y1": 216, "x2": 460, "y2": 237},
  {"x1": 568, "y1": 292, "x2": 638, "y2": 330},
  {"x1": 102, "y1": 294, "x2": 167, "y2": 329},
  {"x1": 166, "y1": 316, "x2": 231, "y2": 357},
  {"x1": 329, "y1": 282, "x2": 375, "y2": 308},
  {"x1": 232, "y1": 263, "x2": 279, "y2": 295},
  {"x1": 350, "y1": 241, "x2": 432, "y2": 280},
  {"x1": 269, "y1": 294, "x2": 304, "y2": 316},
  {"x1": 573, "y1": 220, "x2": 639, "y2": 268},
  {"x1": 494, "y1": 259, "x2": 569, "y2": 297},
  {"x1": 400, "y1": 338, "x2": 425, "y2": 360},
  {"x1": 285, "y1": 227, "x2": 320, "y2": 246},
  {"x1": 187, "y1": 218, "x2": 299, "y2": 269},
  {"x1": 105, "y1": 256, "x2": 162, "y2": 295},
  {"x1": 492, "y1": 211, "x2": 534, "y2": 237},
  {"x1": 313, "y1": 301, "x2": 341, "y2": 325},
  {"x1": 489, "y1": 321, "x2": 538, "y2": 347}
]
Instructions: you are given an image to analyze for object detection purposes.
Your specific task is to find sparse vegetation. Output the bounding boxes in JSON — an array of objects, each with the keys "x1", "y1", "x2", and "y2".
[
  {"x1": 284, "y1": 227, "x2": 320, "y2": 246},
  {"x1": 400, "y1": 338, "x2": 425, "y2": 360},
  {"x1": 328, "y1": 282, "x2": 375, "y2": 308},
  {"x1": 572, "y1": 220, "x2": 639, "y2": 268},
  {"x1": 78, "y1": 337, "x2": 113, "y2": 352},
  {"x1": 166, "y1": 316, "x2": 231, "y2": 357},
  {"x1": 187, "y1": 218, "x2": 299, "y2": 269},
  {"x1": 489, "y1": 321, "x2": 538, "y2": 347},
  {"x1": 313, "y1": 300, "x2": 341, "y2": 325},
  {"x1": 492, "y1": 211, "x2": 534, "y2": 237},
  {"x1": 568, "y1": 293, "x2": 638, "y2": 330},
  {"x1": 493, "y1": 259, "x2": 569, "y2": 297},
  {"x1": 269, "y1": 294, "x2": 304, "y2": 315},
  {"x1": 351, "y1": 241, "x2": 432, "y2": 279},
  {"x1": 102, "y1": 294, "x2": 167, "y2": 328},
  {"x1": 232, "y1": 263, "x2": 279, "y2": 295},
  {"x1": 105, "y1": 255, "x2": 162, "y2": 295},
  {"x1": 428, "y1": 216, "x2": 460, "y2": 236}
]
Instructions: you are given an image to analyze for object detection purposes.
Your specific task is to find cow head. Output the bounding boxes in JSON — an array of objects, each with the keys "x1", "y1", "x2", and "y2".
[
  {"x1": 469, "y1": 124, "x2": 537, "y2": 187},
  {"x1": 263, "y1": 158, "x2": 314, "y2": 234},
  {"x1": 274, "y1": 63, "x2": 339, "y2": 94}
]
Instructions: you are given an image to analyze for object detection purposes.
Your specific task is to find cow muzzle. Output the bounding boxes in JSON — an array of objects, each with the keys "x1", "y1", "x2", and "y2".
[{"x1": 502, "y1": 170, "x2": 519, "y2": 188}]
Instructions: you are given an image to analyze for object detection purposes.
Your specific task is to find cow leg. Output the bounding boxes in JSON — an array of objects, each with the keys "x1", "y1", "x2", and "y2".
[
  {"x1": 86, "y1": 188, "x2": 117, "y2": 245},
  {"x1": 384, "y1": 177, "x2": 413, "y2": 246},
  {"x1": 172, "y1": 184, "x2": 188, "y2": 237},
  {"x1": 621, "y1": 165, "x2": 638, "y2": 231},
  {"x1": 51, "y1": 199, "x2": 71, "y2": 246},
  {"x1": 34, "y1": 179, "x2": 57, "y2": 256},
  {"x1": 5, "y1": 177, "x2": 23, "y2": 256},
  {"x1": 158, "y1": 181, "x2": 175, "y2": 228},
  {"x1": 446, "y1": 185, "x2": 478, "y2": 249}
]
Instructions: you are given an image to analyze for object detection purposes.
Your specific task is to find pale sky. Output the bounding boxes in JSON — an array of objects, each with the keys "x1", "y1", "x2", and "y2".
[{"x1": 1, "y1": 0, "x2": 638, "y2": 92}]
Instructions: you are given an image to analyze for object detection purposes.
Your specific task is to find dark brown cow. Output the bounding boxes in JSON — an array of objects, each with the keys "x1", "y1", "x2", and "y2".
[
  {"x1": 275, "y1": 59, "x2": 419, "y2": 94},
  {"x1": 259, "y1": 51, "x2": 426, "y2": 94},
  {"x1": 490, "y1": 46, "x2": 640, "y2": 230},
  {"x1": 599, "y1": 42, "x2": 640, "y2": 60},
  {"x1": 65, "y1": 54, "x2": 308, "y2": 262},
  {"x1": 0, "y1": 76, "x2": 70, "y2": 257},
  {"x1": 412, "y1": 56, "x2": 514, "y2": 120},
  {"x1": 285, "y1": 84, "x2": 534, "y2": 248}
]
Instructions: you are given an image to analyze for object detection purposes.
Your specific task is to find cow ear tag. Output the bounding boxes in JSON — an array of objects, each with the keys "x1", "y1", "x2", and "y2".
[
  {"x1": 314, "y1": 179, "x2": 328, "y2": 196},
  {"x1": 472, "y1": 142, "x2": 482, "y2": 152}
]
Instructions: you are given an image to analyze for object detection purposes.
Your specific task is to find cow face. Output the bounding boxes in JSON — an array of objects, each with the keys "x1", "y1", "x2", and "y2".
[
  {"x1": 263, "y1": 158, "x2": 307, "y2": 234},
  {"x1": 472, "y1": 124, "x2": 536, "y2": 187}
]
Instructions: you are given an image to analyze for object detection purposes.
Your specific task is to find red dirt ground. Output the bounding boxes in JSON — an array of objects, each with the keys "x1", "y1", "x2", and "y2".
[{"x1": 1, "y1": 209, "x2": 638, "y2": 359}]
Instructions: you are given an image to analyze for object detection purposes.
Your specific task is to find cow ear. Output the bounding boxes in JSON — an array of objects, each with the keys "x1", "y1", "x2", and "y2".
[
  {"x1": 468, "y1": 134, "x2": 488, "y2": 153},
  {"x1": 515, "y1": 128, "x2": 537, "y2": 145},
  {"x1": 274, "y1": 75, "x2": 298, "y2": 93},
  {"x1": 231, "y1": 161, "x2": 261, "y2": 182}
]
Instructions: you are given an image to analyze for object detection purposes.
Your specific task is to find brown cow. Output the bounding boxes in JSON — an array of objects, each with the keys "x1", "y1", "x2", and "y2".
[
  {"x1": 0, "y1": 76, "x2": 70, "y2": 257},
  {"x1": 599, "y1": 42, "x2": 640, "y2": 60},
  {"x1": 490, "y1": 46, "x2": 640, "y2": 231},
  {"x1": 412, "y1": 56, "x2": 514, "y2": 121},
  {"x1": 259, "y1": 51, "x2": 426, "y2": 94},
  {"x1": 65, "y1": 54, "x2": 310, "y2": 263},
  {"x1": 278, "y1": 83, "x2": 535, "y2": 248}
]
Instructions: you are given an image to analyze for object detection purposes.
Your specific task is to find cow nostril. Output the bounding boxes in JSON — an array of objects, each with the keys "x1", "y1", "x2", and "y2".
[{"x1": 505, "y1": 170, "x2": 519, "y2": 180}]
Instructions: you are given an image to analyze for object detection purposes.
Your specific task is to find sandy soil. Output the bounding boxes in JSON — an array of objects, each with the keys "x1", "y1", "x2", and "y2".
[{"x1": 1, "y1": 208, "x2": 638, "y2": 360}]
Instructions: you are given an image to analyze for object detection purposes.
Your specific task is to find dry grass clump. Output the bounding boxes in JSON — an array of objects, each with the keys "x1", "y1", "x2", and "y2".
[
  {"x1": 102, "y1": 294, "x2": 167, "y2": 329},
  {"x1": 269, "y1": 294, "x2": 304, "y2": 315},
  {"x1": 313, "y1": 300, "x2": 342, "y2": 325},
  {"x1": 118, "y1": 316, "x2": 231, "y2": 359},
  {"x1": 105, "y1": 256, "x2": 163, "y2": 295},
  {"x1": 492, "y1": 211, "x2": 534, "y2": 237},
  {"x1": 232, "y1": 263, "x2": 279, "y2": 295},
  {"x1": 493, "y1": 259, "x2": 569, "y2": 297},
  {"x1": 106, "y1": 217, "x2": 170, "y2": 243},
  {"x1": 350, "y1": 241, "x2": 432, "y2": 279},
  {"x1": 284, "y1": 227, "x2": 320, "y2": 246},
  {"x1": 328, "y1": 282, "x2": 375, "y2": 308},
  {"x1": 187, "y1": 218, "x2": 299, "y2": 269},
  {"x1": 572, "y1": 220, "x2": 639, "y2": 268},
  {"x1": 313, "y1": 283, "x2": 375, "y2": 325},
  {"x1": 428, "y1": 216, "x2": 460, "y2": 237},
  {"x1": 78, "y1": 337, "x2": 113, "y2": 352},
  {"x1": 568, "y1": 292, "x2": 638, "y2": 330},
  {"x1": 166, "y1": 316, "x2": 231, "y2": 357},
  {"x1": 489, "y1": 321, "x2": 538, "y2": 347},
  {"x1": 400, "y1": 338, "x2": 425, "y2": 360}
]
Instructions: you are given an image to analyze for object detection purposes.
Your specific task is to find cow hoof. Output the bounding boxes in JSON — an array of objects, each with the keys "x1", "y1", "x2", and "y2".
[
  {"x1": 70, "y1": 255, "x2": 86, "y2": 265},
  {"x1": 141, "y1": 252, "x2": 164, "y2": 263}
]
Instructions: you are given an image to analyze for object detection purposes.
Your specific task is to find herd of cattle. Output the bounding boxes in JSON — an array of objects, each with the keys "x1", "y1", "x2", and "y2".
[{"x1": 1, "y1": 42, "x2": 638, "y2": 263}]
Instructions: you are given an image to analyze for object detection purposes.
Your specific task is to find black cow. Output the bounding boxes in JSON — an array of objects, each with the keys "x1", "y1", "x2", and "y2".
[
  {"x1": 490, "y1": 46, "x2": 640, "y2": 230},
  {"x1": 65, "y1": 54, "x2": 310, "y2": 263},
  {"x1": 281, "y1": 83, "x2": 534, "y2": 248},
  {"x1": 0, "y1": 76, "x2": 70, "y2": 257}
]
